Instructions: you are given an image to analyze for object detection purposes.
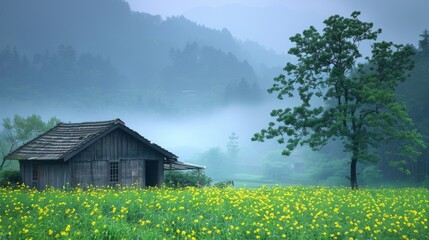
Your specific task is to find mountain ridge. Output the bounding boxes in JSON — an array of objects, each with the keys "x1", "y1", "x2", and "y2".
[{"x1": 0, "y1": 0, "x2": 285, "y2": 113}]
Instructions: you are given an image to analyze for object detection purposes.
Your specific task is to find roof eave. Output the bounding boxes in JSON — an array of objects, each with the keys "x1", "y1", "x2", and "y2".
[
  {"x1": 3, "y1": 123, "x2": 61, "y2": 161},
  {"x1": 164, "y1": 161, "x2": 206, "y2": 170}
]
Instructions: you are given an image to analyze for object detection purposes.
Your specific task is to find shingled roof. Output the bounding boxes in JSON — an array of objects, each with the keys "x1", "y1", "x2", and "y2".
[{"x1": 5, "y1": 119, "x2": 178, "y2": 161}]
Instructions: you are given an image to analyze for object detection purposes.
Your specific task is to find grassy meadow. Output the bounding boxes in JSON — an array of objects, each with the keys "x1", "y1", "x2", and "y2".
[{"x1": 0, "y1": 185, "x2": 428, "y2": 239}]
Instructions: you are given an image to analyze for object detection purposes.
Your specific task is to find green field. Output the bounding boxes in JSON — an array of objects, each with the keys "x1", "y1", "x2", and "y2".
[{"x1": 0, "y1": 185, "x2": 428, "y2": 239}]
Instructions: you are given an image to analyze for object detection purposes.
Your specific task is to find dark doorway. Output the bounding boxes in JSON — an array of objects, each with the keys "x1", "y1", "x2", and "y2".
[{"x1": 145, "y1": 160, "x2": 158, "y2": 187}]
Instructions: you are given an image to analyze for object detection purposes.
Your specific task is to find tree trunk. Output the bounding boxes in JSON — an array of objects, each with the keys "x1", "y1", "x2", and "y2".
[{"x1": 350, "y1": 156, "x2": 358, "y2": 190}]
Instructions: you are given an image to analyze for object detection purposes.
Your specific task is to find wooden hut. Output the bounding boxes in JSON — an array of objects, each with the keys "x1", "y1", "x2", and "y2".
[{"x1": 4, "y1": 119, "x2": 203, "y2": 190}]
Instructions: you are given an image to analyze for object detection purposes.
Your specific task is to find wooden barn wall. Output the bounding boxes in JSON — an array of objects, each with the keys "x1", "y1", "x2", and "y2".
[
  {"x1": 70, "y1": 161, "x2": 109, "y2": 187},
  {"x1": 121, "y1": 160, "x2": 144, "y2": 187},
  {"x1": 93, "y1": 161, "x2": 108, "y2": 186},
  {"x1": 70, "y1": 128, "x2": 164, "y2": 187},
  {"x1": 19, "y1": 161, "x2": 31, "y2": 186},
  {"x1": 71, "y1": 161, "x2": 92, "y2": 187},
  {"x1": 20, "y1": 160, "x2": 71, "y2": 190}
]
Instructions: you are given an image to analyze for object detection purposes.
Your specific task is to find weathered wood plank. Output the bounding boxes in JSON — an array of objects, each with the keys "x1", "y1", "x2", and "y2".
[{"x1": 68, "y1": 128, "x2": 164, "y2": 188}]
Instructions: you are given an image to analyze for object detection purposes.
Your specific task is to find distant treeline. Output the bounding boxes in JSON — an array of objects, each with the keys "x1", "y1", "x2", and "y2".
[
  {"x1": 0, "y1": 44, "x2": 262, "y2": 112},
  {"x1": 0, "y1": 0, "x2": 284, "y2": 113},
  {"x1": 385, "y1": 33, "x2": 429, "y2": 184}
]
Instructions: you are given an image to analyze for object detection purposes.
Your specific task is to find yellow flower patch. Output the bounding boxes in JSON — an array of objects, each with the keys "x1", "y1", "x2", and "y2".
[{"x1": 0, "y1": 185, "x2": 427, "y2": 239}]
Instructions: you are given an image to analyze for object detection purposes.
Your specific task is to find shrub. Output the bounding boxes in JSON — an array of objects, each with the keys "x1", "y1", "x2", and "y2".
[
  {"x1": 164, "y1": 170, "x2": 211, "y2": 188},
  {"x1": 0, "y1": 169, "x2": 21, "y2": 186},
  {"x1": 214, "y1": 180, "x2": 235, "y2": 188}
]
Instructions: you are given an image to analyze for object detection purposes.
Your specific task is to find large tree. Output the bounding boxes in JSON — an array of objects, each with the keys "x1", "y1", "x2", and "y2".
[
  {"x1": 0, "y1": 114, "x2": 60, "y2": 170},
  {"x1": 252, "y1": 12, "x2": 425, "y2": 189}
]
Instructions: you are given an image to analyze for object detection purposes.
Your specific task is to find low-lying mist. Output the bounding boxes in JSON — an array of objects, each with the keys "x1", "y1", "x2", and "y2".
[
  {"x1": 1, "y1": 98, "x2": 321, "y2": 184},
  {"x1": 1, "y1": 94, "x2": 403, "y2": 187}
]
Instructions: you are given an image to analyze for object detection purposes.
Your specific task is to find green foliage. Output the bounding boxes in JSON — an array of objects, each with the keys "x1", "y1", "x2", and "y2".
[
  {"x1": 0, "y1": 114, "x2": 60, "y2": 169},
  {"x1": 392, "y1": 30, "x2": 429, "y2": 183},
  {"x1": 164, "y1": 170, "x2": 211, "y2": 188},
  {"x1": 0, "y1": 169, "x2": 21, "y2": 186},
  {"x1": 253, "y1": 12, "x2": 425, "y2": 188},
  {"x1": 421, "y1": 176, "x2": 429, "y2": 188},
  {"x1": 213, "y1": 180, "x2": 235, "y2": 188}
]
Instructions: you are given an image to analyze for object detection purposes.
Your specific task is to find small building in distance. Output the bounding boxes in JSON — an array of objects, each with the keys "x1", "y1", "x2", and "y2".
[{"x1": 4, "y1": 119, "x2": 203, "y2": 190}]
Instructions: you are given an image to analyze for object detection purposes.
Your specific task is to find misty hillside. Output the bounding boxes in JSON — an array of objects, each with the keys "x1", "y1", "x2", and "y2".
[{"x1": 0, "y1": 0, "x2": 284, "y2": 114}]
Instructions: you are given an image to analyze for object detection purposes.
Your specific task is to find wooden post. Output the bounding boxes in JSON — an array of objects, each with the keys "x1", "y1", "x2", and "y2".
[{"x1": 198, "y1": 169, "x2": 201, "y2": 188}]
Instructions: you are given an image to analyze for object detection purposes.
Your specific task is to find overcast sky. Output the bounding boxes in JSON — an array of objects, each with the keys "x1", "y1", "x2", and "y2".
[{"x1": 127, "y1": 0, "x2": 429, "y2": 54}]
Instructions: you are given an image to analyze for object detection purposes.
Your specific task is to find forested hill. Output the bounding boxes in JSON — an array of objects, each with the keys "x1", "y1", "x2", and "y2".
[{"x1": 0, "y1": 0, "x2": 284, "y2": 114}]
